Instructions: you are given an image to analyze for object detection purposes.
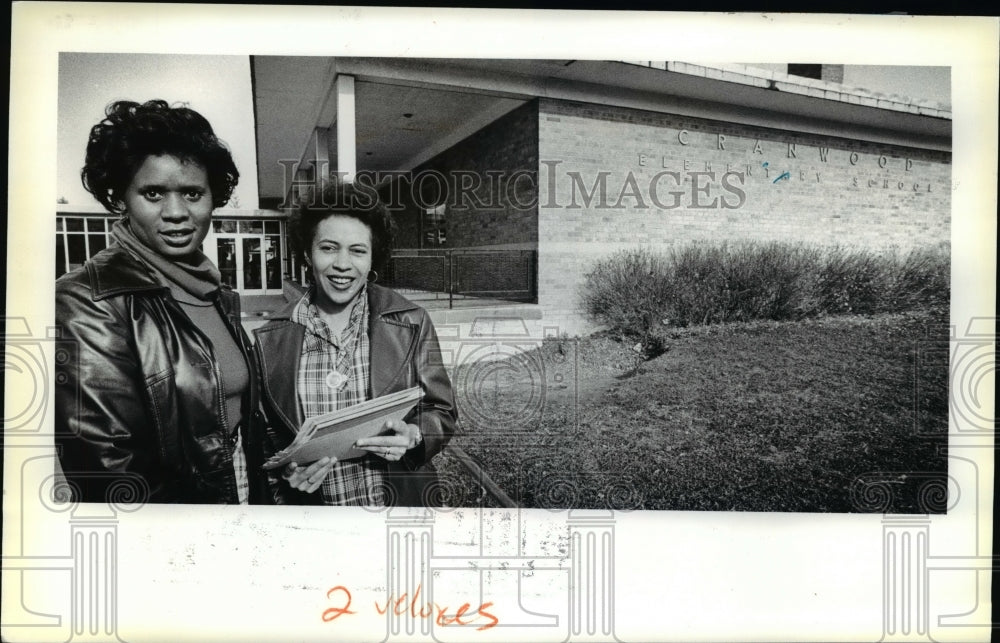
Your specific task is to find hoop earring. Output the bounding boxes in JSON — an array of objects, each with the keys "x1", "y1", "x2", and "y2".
[{"x1": 368, "y1": 270, "x2": 379, "y2": 283}]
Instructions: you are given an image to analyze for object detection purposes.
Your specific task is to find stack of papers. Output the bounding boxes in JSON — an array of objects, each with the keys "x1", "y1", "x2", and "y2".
[{"x1": 263, "y1": 386, "x2": 423, "y2": 469}]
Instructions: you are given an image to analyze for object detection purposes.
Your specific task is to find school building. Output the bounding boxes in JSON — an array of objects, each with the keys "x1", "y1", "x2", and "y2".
[{"x1": 57, "y1": 58, "x2": 951, "y2": 334}]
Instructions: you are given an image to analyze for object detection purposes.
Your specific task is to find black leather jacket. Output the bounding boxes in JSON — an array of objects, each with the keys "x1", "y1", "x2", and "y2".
[
  {"x1": 55, "y1": 246, "x2": 271, "y2": 504},
  {"x1": 253, "y1": 284, "x2": 458, "y2": 506}
]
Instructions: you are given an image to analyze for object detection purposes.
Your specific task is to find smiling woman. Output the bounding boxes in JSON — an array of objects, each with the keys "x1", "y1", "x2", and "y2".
[
  {"x1": 253, "y1": 182, "x2": 458, "y2": 507},
  {"x1": 55, "y1": 99, "x2": 276, "y2": 505},
  {"x1": 308, "y1": 216, "x2": 374, "y2": 318}
]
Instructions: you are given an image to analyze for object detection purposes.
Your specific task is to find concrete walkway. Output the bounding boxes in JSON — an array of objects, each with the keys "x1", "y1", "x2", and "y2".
[
  {"x1": 241, "y1": 294, "x2": 287, "y2": 317},
  {"x1": 240, "y1": 290, "x2": 543, "y2": 334},
  {"x1": 240, "y1": 294, "x2": 289, "y2": 334},
  {"x1": 239, "y1": 290, "x2": 554, "y2": 369}
]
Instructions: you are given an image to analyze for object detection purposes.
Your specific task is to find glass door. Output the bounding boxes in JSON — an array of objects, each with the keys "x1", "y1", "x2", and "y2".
[
  {"x1": 241, "y1": 237, "x2": 263, "y2": 291},
  {"x1": 208, "y1": 219, "x2": 284, "y2": 296},
  {"x1": 264, "y1": 235, "x2": 282, "y2": 290},
  {"x1": 217, "y1": 238, "x2": 237, "y2": 289}
]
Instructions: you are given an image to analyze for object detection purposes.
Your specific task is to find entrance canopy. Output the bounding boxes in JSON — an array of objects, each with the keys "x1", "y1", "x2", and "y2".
[
  {"x1": 252, "y1": 57, "x2": 552, "y2": 208},
  {"x1": 251, "y1": 57, "x2": 951, "y2": 209}
]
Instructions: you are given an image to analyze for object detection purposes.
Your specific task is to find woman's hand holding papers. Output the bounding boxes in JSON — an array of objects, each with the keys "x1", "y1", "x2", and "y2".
[
  {"x1": 282, "y1": 456, "x2": 337, "y2": 493},
  {"x1": 354, "y1": 420, "x2": 422, "y2": 462}
]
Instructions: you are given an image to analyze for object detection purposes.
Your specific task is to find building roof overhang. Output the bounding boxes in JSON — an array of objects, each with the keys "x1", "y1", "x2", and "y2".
[{"x1": 252, "y1": 57, "x2": 951, "y2": 204}]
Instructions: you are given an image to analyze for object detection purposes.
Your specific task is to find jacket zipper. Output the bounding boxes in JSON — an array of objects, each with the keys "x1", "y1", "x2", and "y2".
[{"x1": 165, "y1": 295, "x2": 238, "y2": 501}]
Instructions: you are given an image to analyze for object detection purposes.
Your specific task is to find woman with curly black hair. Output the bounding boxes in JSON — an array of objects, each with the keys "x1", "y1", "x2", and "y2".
[
  {"x1": 55, "y1": 99, "x2": 281, "y2": 504},
  {"x1": 253, "y1": 182, "x2": 457, "y2": 506}
]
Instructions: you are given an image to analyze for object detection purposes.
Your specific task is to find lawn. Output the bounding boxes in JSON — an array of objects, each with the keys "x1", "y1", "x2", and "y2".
[{"x1": 433, "y1": 307, "x2": 950, "y2": 513}]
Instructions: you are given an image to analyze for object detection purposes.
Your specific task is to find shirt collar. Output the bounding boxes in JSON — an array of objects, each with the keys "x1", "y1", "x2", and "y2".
[{"x1": 291, "y1": 284, "x2": 368, "y2": 348}]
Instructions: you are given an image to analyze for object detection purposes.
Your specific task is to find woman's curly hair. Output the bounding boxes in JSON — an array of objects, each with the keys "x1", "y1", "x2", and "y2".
[
  {"x1": 290, "y1": 181, "x2": 396, "y2": 276},
  {"x1": 81, "y1": 99, "x2": 239, "y2": 215}
]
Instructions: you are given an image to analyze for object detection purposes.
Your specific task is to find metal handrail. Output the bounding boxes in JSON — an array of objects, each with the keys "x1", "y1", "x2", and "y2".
[
  {"x1": 444, "y1": 445, "x2": 518, "y2": 508},
  {"x1": 387, "y1": 248, "x2": 537, "y2": 309}
]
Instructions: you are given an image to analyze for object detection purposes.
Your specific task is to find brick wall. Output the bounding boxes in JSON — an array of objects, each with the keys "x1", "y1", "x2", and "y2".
[
  {"x1": 536, "y1": 98, "x2": 952, "y2": 333},
  {"x1": 389, "y1": 101, "x2": 539, "y2": 250}
]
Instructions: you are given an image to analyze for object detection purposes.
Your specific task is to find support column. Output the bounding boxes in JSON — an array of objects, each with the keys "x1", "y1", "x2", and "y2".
[
  {"x1": 567, "y1": 512, "x2": 619, "y2": 641},
  {"x1": 880, "y1": 516, "x2": 932, "y2": 641},
  {"x1": 336, "y1": 75, "x2": 356, "y2": 184},
  {"x1": 383, "y1": 513, "x2": 434, "y2": 640},
  {"x1": 313, "y1": 126, "x2": 330, "y2": 187},
  {"x1": 70, "y1": 521, "x2": 122, "y2": 641}
]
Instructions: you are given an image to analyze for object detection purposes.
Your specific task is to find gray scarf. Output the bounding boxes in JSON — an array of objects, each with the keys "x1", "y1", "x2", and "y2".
[{"x1": 111, "y1": 219, "x2": 221, "y2": 301}]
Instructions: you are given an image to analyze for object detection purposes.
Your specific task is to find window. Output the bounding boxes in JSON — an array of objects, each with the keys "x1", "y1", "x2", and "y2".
[
  {"x1": 56, "y1": 215, "x2": 115, "y2": 278},
  {"x1": 238, "y1": 221, "x2": 263, "y2": 235},
  {"x1": 55, "y1": 237, "x2": 65, "y2": 276},
  {"x1": 423, "y1": 204, "x2": 447, "y2": 248},
  {"x1": 66, "y1": 235, "x2": 87, "y2": 273},
  {"x1": 214, "y1": 219, "x2": 237, "y2": 234}
]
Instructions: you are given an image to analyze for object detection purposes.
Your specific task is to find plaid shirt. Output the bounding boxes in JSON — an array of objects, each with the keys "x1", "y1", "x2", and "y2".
[
  {"x1": 233, "y1": 433, "x2": 248, "y2": 504},
  {"x1": 292, "y1": 286, "x2": 387, "y2": 506}
]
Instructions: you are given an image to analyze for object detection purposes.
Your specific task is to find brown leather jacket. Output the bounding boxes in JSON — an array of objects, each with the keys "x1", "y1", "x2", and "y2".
[
  {"x1": 253, "y1": 284, "x2": 457, "y2": 506},
  {"x1": 55, "y1": 246, "x2": 272, "y2": 504}
]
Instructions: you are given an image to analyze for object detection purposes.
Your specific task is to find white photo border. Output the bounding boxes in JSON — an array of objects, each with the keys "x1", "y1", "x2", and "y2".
[{"x1": 5, "y1": 5, "x2": 997, "y2": 642}]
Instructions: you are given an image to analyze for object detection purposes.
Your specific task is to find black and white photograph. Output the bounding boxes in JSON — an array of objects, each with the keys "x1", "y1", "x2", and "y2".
[
  {"x1": 5, "y1": 5, "x2": 997, "y2": 643},
  {"x1": 52, "y1": 54, "x2": 953, "y2": 513}
]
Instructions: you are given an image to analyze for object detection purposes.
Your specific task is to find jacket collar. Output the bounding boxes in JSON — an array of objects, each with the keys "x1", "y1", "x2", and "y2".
[
  {"x1": 368, "y1": 285, "x2": 420, "y2": 398},
  {"x1": 85, "y1": 246, "x2": 167, "y2": 301},
  {"x1": 369, "y1": 283, "x2": 420, "y2": 317},
  {"x1": 254, "y1": 283, "x2": 422, "y2": 436}
]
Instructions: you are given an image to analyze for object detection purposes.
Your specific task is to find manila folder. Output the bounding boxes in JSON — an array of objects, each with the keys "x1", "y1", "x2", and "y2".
[{"x1": 262, "y1": 386, "x2": 423, "y2": 469}]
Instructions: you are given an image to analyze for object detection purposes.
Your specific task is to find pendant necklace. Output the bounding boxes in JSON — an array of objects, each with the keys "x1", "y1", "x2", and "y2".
[
  {"x1": 325, "y1": 370, "x2": 349, "y2": 390},
  {"x1": 323, "y1": 317, "x2": 358, "y2": 392}
]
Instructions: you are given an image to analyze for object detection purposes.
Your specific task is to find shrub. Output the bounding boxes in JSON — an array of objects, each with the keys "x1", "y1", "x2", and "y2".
[
  {"x1": 581, "y1": 241, "x2": 950, "y2": 337},
  {"x1": 667, "y1": 244, "x2": 726, "y2": 326},
  {"x1": 879, "y1": 244, "x2": 951, "y2": 312},
  {"x1": 815, "y1": 246, "x2": 887, "y2": 314},
  {"x1": 714, "y1": 242, "x2": 823, "y2": 323},
  {"x1": 665, "y1": 241, "x2": 825, "y2": 326},
  {"x1": 581, "y1": 248, "x2": 672, "y2": 340}
]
